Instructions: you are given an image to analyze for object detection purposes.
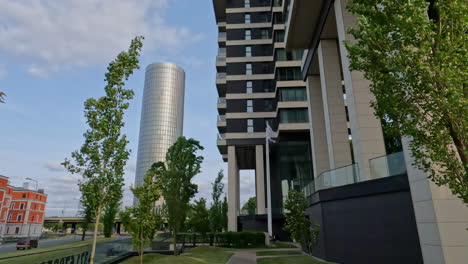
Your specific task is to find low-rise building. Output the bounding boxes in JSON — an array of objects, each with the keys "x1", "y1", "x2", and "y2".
[{"x1": 0, "y1": 175, "x2": 47, "y2": 237}]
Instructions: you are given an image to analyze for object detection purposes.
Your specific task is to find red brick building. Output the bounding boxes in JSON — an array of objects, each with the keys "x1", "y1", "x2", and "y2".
[{"x1": 0, "y1": 175, "x2": 47, "y2": 237}]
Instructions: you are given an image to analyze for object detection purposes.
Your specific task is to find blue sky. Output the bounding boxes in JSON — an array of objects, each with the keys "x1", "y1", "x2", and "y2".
[{"x1": 0, "y1": 0, "x2": 255, "y2": 216}]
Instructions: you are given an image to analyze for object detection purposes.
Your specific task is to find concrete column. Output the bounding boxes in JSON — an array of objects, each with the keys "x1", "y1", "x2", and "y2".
[
  {"x1": 255, "y1": 145, "x2": 266, "y2": 214},
  {"x1": 317, "y1": 40, "x2": 352, "y2": 169},
  {"x1": 227, "y1": 146, "x2": 239, "y2": 231},
  {"x1": 306, "y1": 75, "x2": 330, "y2": 177},
  {"x1": 402, "y1": 138, "x2": 468, "y2": 264},
  {"x1": 334, "y1": 0, "x2": 386, "y2": 180}
]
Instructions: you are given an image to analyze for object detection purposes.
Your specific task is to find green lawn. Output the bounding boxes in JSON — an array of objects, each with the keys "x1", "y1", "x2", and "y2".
[
  {"x1": 257, "y1": 256, "x2": 331, "y2": 264},
  {"x1": 256, "y1": 250, "x2": 302, "y2": 256},
  {"x1": 0, "y1": 237, "x2": 111, "y2": 264},
  {"x1": 122, "y1": 246, "x2": 233, "y2": 264}
]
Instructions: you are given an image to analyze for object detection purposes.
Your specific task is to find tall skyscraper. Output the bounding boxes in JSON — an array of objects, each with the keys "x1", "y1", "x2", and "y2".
[
  {"x1": 134, "y1": 63, "x2": 185, "y2": 189},
  {"x1": 213, "y1": 0, "x2": 313, "y2": 236}
]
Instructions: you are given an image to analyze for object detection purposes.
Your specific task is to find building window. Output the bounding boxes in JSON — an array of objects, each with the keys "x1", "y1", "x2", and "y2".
[
  {"x1": 247, "y1": 119, "x2": 254, "y2": 132},
  {"x1": 275, "y1": 49, "x2": 303, "y2": 61},
  {"x1": 246, "y1": 63, "x2": 253, "y2": 75},
  {"x1": 246, "y1": 81, "x2": 253, "y2": 94},
  {"x1": 8, "y1": 214, "x2": 12, "y2": 222},
  {"x1": 22, "y1": 193, "x2": 26, "y2": 198},
  {"x1": 245, "y1": 14, "x2": 251, "y2": 24},
  {"x1": 274, "y1": 30, "x2": 285, "y2": 42},
  {"x1": 15, "y1": 227, "x2": 19, "y2": 234},
  {"x1": 276, "y1": 67, "x2": 302, "y2": 81},
  {"x1": 245, "y1": 46, "x2": 252, "y2": 57},
  {"x1": 20, "y1": 203, "x2": 24, "y2": 210},
  {"x1": 244, "y1": 0, "x2": 250, "y2": 8},
  {"x1": 280, "y1": 109, "x2": 309, "y2": 123},
  {"x1": 31, "y1": 215, "x2": 35, "y2": 222},
  {"x1": 279, "y1": 87, "x2": 307, "y2": 101},
  {"x1": 10, "y1": 202, "x2": 14, "y2": 210},
  {"x1": 245, "y1": 30, "x2": 251, "y2": 40},
  {"x1": 247, "y1": 100, "x2": 253, "y2": 112},
  {"x1": 260, "y1": 29, "x2": 270, "y2": 39},
  {"x1": 17, "y1": 214, "x2": 22, "y2": 222},
  {"x1": 264, "y1": 100, "x2": 274, "y2": 111}
]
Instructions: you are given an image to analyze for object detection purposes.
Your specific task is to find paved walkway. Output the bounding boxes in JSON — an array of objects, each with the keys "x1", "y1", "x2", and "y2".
[{"x1": 227, "y1": 247, "x2": 306, "y2": 264}]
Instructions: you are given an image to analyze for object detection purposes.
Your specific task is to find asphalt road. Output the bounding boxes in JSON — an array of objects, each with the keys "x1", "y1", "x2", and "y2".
[{"x1": 0, "y1": 235, "x2": 90, "y2": 253}]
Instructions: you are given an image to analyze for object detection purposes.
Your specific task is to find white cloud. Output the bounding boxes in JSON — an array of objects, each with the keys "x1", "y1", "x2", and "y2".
[
  {"x1": 0, "y1": 0, "x2": 202, "y2": 77},
  {"x1": 44, "y1": 161, "x2": 66, "y2": 172}
]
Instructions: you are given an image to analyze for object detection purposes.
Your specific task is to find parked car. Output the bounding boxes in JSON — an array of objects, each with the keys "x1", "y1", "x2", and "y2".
[{"x1": 16, "y1": 238, "x2": 38, "y2": 250}]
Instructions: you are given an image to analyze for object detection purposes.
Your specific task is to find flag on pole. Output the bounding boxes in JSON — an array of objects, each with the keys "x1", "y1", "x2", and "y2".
[{"x1": 265, "y1": 122, "x2": 277, "y2": 237}]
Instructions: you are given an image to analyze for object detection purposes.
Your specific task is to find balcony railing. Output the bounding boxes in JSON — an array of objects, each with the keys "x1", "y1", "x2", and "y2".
[
  {"x1": 217, "y1": 97, "x2": 226, "y2": 104},
  {"x1": 370, "y1": 151, "x2": 407, "y2": 179},
  {"x1": 216, "y1": 55, "x2": 226, "y2": 62},
  {"x1": 315, "y1": 164, "x2": 359, "y2": 192},
  {"x1": 218, "y1": 32, "x2": 226, "y2": 39},
  {"x1": 217, "y1": 115, "x2": 226, "y2": 121},
  {"x1": 218, "y1": 48, "x2": 226, "y2": 56},
  {"x1": 217, "y1": 133, "x2": 226, "y2": 140},
  {"x1": 216, "y1": 72, "x2": 226, "y2": 79}
]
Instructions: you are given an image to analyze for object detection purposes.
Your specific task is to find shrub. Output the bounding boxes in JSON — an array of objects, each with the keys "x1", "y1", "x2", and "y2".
[{"x1": 214, "y1": 231, "x2": 265, "y2": 248}]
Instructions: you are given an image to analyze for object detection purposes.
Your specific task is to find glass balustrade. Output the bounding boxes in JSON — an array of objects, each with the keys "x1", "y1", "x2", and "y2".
[
  {"x1": 216, "y1": 72, "x2": 226, "y2": 79},
  {"x1": 217, "y1": 115, "x2": 226, "y2": 121},
  {"x1": 218, "y1": 97, "x2": 226, "y2": 104},
  {"x1": 369, "y1": 151, "x2": 406, "y2": 179},
  {"x1": 315, "y1": 164, "x2": 359, "y2": 191},
  {"x1": 218, "y1": 31, "x2": 226, "y2": 39}
]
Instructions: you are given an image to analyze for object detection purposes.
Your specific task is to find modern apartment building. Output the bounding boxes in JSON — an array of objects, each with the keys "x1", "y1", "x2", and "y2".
[
  {"x1": 283, "y1": 1, "x2": 468, "y2": 263},
  {"x1": 0, "y1": 175, "x2": 47, "y2": 237},
  {"x1": 134, "y1": 62, "x2": 185, "y2": 192},
  {"x1": 213, "y1": 0, "x2": 313, "y2": 237}
]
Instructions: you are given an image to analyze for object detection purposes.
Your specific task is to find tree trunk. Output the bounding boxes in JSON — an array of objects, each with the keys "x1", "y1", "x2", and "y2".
[
  {"x1": 90, "y1": 208, "x2": 101, "y2": 264},
  {"x1": 82, "y1": 230, "x2": 86, "y2": 241},
  {"x1": 173, "y1": 231, "x2": 177, "y2": 256},
  {"x1": 139, "y1": 229, "x2": 144, "y2": 264}
]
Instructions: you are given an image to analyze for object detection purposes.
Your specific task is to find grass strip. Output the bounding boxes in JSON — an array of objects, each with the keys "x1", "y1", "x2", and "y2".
[
  {"x1": 256, "y1": 250, "x2": 302, "y2": 256},
  {"x1": 122, "y1": 246, "x2": 233, "y2": 264}
]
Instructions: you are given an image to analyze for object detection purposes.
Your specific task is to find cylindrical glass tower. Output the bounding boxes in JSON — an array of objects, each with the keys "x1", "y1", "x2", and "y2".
[{"x1": 134, "y1": 62, "x2": 185, "y2": 188}]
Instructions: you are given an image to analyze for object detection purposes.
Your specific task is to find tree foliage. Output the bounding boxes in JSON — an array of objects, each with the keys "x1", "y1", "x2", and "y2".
[
  {"x1": 283, "y1": 190, "x2": 319, "y2": 254},
  {"x1": 346, "y1": 0, "x2": 467, "y2": 202},
  {"x1": 242, "y1": 197, "x2": 256, "y2": 215},
  {"x1": 0, "y1": 92, "x2": 5, "y2": 103},
  {"x1": 103, "y1": 201, "x2": 120, "y2": 238},
  {"x1": 209, "y1": 170, "x2": 225, "y2": 233},
  {"x1": 188, "y1": 198, "x2": 210, "y2": 234},
  {"x1": 150, "y1": 136, "x2": 204, "y2": 255},
  {"x1": 121, "y1": 170, "x2": 161, "y2": 264},
  {"x1": 221, "y1": 197, "x2": 228, "y2": 232},
  {"x1": 62, "y1": 36, "x2": 144, "y2": 263}
]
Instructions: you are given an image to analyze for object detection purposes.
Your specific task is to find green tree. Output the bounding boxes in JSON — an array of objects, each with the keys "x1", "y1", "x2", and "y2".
[
  {"x1": 188, "y1": 198, "x2": 210, "y2": 235},
  {"x1": 242, "y1": 197, "x2": 256, "y2": 215},
  {"x1": 221, "y1": 197, "x2": 228, "y2": 232},
  {"x1": 150, "y1": 137, "x2": 204, "y2": 255},
  {"x1": 62, "y1": 36, "x2": 144, "y2": 263},
  {"x1": 103, "y1": 201, "x2": 120, "y2": 238},
  {"x1": 79, "y1": 197, "x2": 94, "y2": 241},
  {"x1": 0, "y1": 92, "x2": 5, "y2": 103},
  {"x1": 209, "y1": 170, "x2": 225, "y2": 233},
  {"x1": 121, "y1": 170, "x2": 162, "y2": 264},
  {"x1": 283, "y1": 190, "x2": 319, "y2": 254},
  {"x1": 346, "y1": 0, "x2": 467, "y2": 202}
]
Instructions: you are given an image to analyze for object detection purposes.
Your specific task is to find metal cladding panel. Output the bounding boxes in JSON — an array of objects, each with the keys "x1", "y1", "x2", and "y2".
[{"x1": 134, "y1": 63, "x2": 185, "y2": 187}]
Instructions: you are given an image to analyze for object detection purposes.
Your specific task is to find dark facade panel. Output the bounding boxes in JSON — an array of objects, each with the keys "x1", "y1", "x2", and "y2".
[
  {"x1": 227, "y1": 0, "x2": 271, "y2": 8},
  {"x1": 226, "y1": 62, "x2": 274, "y2": 75},
  {"x1": 227, "y1": 28, "x2": 271, "y2": 40},
  {"x1": 307, "y1": 175, "x2": 423, "y2": 264},
  {"x1": 227, "y1": 119, "x2": 246, "y2": 133},
  {"x1": 227, "y1": 45, "x2": 273, "y2": 57},
  {"x1": 227, "y1": 99, "x2": 247, "y2": 112},
  {"x1": 227, "y1": 12, "x2": 271, "y2": 24},
  {"x1": 226, "y1": 80, "x2": 276, "y2": 93}
]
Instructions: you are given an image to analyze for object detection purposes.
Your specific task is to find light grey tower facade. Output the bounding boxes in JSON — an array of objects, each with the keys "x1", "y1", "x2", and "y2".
[{"x1": 134, "y1": 63, "x2": 185, "y2": 188}]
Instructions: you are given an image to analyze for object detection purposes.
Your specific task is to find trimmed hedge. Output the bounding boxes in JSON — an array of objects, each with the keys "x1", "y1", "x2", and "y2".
[{"x1": 215, "y1": 232, "x2": 265, "y2": 248}]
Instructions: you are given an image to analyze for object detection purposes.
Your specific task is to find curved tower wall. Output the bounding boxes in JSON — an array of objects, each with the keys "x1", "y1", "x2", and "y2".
[{"x1": 134, "y1": 62, "x2": 185, "y2": 187}]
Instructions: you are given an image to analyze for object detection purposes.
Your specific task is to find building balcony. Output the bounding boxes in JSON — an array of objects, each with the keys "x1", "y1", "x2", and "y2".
[
  {"x1": 216, "y1": 72, "x2": 226, "y2": 97},
  {"x1": 218, "y1": 31, "x2": 226, "y2": 42},
  {"x1": 217, "y1": 97, "x2": 226, "y2": 115},
  {"x1": 217, "y1": 115, "x2": 226, "y2": 134},
  {"x1": 217, "y1": 133, "x2": 227, "y2": 157}
]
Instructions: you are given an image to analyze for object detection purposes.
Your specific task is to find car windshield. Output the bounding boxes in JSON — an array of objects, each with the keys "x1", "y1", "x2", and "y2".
[{"x1": 18, "y1": 238, "x2": 29, "y2": 242}]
